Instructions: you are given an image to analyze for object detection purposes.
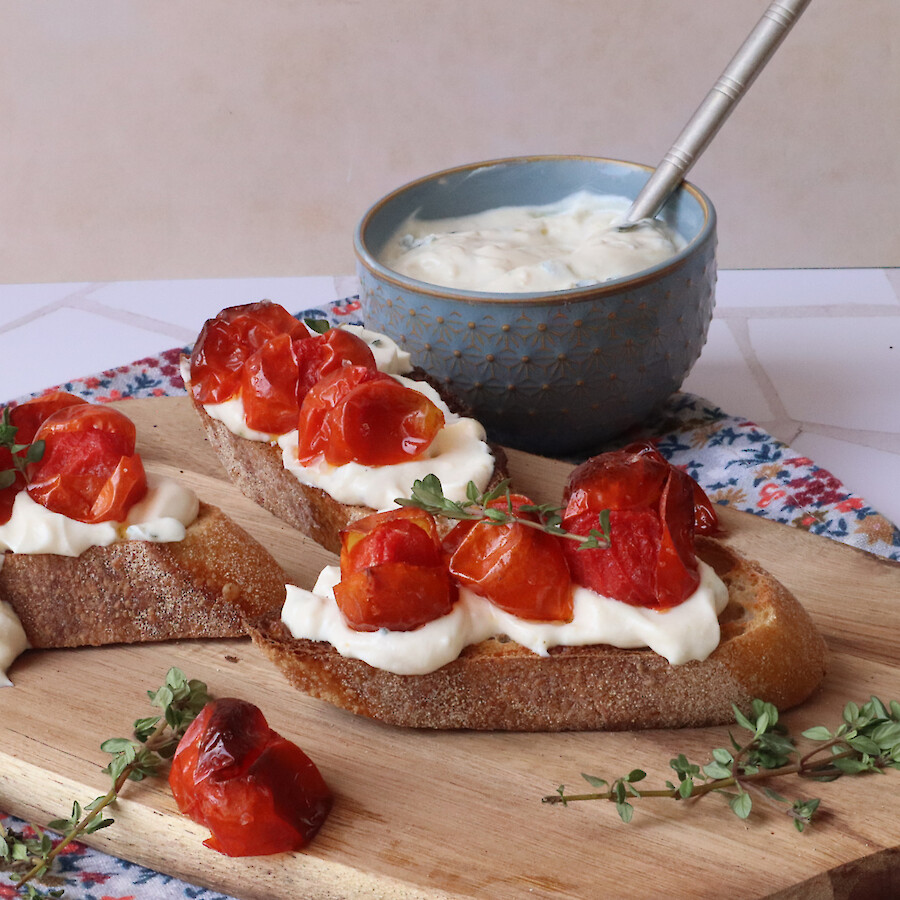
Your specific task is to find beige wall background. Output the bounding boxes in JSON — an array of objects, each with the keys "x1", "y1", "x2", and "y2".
[{"x1": 1, "y1": 0, "x2": 897, "y2": 284}]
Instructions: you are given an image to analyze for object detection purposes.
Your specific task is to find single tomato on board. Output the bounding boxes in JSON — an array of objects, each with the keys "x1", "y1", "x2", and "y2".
[{"x1": 169, "y1": 697, "x2": 333, "y2": 857}]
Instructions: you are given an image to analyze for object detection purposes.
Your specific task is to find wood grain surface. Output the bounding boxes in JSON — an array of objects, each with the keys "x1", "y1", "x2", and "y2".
[{"x1": 2, "y1": 397, "x2": 900, "y2": 900}]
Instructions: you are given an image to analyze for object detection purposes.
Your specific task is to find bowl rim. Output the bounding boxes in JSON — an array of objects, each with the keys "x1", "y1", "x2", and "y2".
[{"x1": 353, "y1": 154, "x2": 716, "y2": 307}]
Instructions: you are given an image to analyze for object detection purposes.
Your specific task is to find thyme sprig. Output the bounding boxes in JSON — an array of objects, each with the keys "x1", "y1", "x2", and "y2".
[
  {"x1": 396, "y1": 474, "x2": 611, "y2": 550},
  {"x1": 544, "y1": 696, "x2": 900, "y2": 831},
  {"x1": 0, "y1": 407, "x2": 45, "y2": 491},
  {"x1": 1, "y1": 668, "x2": 209, "y2": 898}
]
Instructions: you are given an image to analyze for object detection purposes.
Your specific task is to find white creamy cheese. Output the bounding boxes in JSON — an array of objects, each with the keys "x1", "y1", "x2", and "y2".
[
  {"x1": 379, "y1": 190, "x2": 686, "y2": 293},
  {"x1": 281, "y1": 561, "x2": 729, "y2": 675},
  {"x1": 278, "y1": 373, "x2": 494, "y2": 508},
  {"x1": 0, "y1": 600, "x2": 29, "y2": 687},
  {"x1": 188, "y1": 325, "x2": 495, "y2": 508},
  {"x1": 0, "y1": 473, "x2": 199, "y2": 556},
  {"x1": 340, "y1": 324, "x2": 413, "y2": 375}
]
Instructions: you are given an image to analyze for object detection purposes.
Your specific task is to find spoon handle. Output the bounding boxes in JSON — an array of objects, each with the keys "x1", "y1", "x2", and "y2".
[{"x1": 619, "y1": 0, "x2": 813, "y2": 227}]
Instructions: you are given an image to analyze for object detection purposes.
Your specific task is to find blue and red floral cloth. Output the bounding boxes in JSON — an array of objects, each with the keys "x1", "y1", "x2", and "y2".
[{"x1": 3, "y1": 295, "x2": 899, "y2": 900}]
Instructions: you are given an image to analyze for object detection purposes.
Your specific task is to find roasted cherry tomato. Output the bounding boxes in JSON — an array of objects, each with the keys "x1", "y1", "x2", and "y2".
[
  {"x1": 189, "y1": 301, "x2": 309, "y2": 404},
  {"x1": 446, "y1": 494, "x2": 574, "y2": 622},
  {"x1": 294, "y1": 328, "x2": 377, "y2": 404},
  {"x1": 9, "y1": 391, "x2": 88, "y2": 443},
  {"x1": 561, "y1": 447, "x2": 700, "y2": 609},
  {"x1": 239, "y1": 332, "x2": 302, "y2": 434},
  {"x1": 340, "y1": 507, "x2": 444, "y2": 574},
  {"x1": 26, "y1": 404, "x2": 147, "y2": 523},
  {"x1": 296, "y1": 366, "x2": 444, "y2": 467},
  {"x1": 623, "y1": 440, "x2": 720, "y2": 535},
  {"x1": 333, "y1": 508, "x2": 457, "y2": 631},
  {"x1": 169, "y1": 698, "x2": 332, "y2": 857},
  {"x1": 0, "y1": 392, "x2": 88, "y2": 525}
]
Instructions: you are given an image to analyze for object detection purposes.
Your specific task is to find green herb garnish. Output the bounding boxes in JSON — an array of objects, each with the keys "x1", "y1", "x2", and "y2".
[
  {"x1": 396, "y1": 474, "x2": 611, "y2": 550},
  {"x1": 544, "y1": 696, "x2": 900, "y2": 831},
  {"x1": 303, "y1": 317, "x2": 331, "y2": 335},
  {"x1": 1, "y1": 668, "x2": 210, "y2": 897},
  {"x1": 0, "y1": 407, "x2": 45, "y2": 491}
]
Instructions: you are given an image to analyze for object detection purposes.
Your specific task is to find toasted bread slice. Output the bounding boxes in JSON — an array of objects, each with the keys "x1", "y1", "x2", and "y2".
[
  {"x1": 189, "y1": 378, "x2": 509, "y2": 556},
  {"x1": 246, "y1": 537, "x2": 827, "y2": 731},
  {"x1": 1, "y1": 502, "x2": 287, "y2": 648}
]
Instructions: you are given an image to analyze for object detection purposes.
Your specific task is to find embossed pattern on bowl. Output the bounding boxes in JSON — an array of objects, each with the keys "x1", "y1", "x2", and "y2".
[{"x1": 355, "y1": 156, "x2": 717, "y2": 455}]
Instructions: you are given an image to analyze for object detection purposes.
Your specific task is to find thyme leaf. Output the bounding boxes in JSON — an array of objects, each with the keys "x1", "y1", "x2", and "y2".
[
  {"x1": 3, "y1": 668, "x2": 209, "y2": 897},
  {"x1": 0, "y1": 406, "x2": 45, "y2": 489},
  {"x1": 396, "y1": 474, "x2": 611, "y2": 549},
  {"x1": 544, "y1": 696, "x2": 900, "y2": 832}
]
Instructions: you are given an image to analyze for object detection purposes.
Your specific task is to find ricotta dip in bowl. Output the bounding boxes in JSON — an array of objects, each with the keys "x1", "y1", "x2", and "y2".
[
  {"x1": 355, "y1": 155, "x2": 717, "y2": 455},
  {"x1": 379, "y1": 190, "x2": 686, "y2": 294}
]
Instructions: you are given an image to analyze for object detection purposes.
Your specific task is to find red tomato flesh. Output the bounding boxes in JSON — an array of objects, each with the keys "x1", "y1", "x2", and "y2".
[
  {"x1": 334, "y1": 563, "x2": 457, "y2": 631},
  {"x1": 334, "y1": 508, "x2": 457, "y2": 631},
  {"x1": 169, "y1": 698, "x2": 332, "y2": 857},
  {"x1": 0, "y1": 392, "x2": 88, "y2": 525},
  {"x1": 621, "y1": 440, "x2": 720, "y2": 535},
  {"x1": 189, "y1": 301, "x2": 308, "y2": 404},
  {"x1": 340, "y1": 508, "x2": 443, "y2": 574},
  {"x1": 26, "y1": 404, "x2": 147, "y2": 523},
  {"x1": 446, "y1": 495, "x2": 574, "y2": 623},
  {"x1": 240, "y1": 332, "x2": 301, "y2": 434},
  {"x1": 9, "y1": 391, "x2": 88, "y2": 444},
  {"x1": 294, "y1": 328, "x2": 377, "y2": 404},
  {"x1": 296, "y1": 367, "x2": 444, "y2": 467},
  {"x1": 561, "y1": 447, "x2": 700, "y2": 609}
]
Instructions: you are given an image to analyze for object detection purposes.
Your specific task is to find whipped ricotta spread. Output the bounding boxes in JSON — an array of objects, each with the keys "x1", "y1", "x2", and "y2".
[
  {"x1": 189, "y1": 324, "x2": 495, "y2": 507},
  {"x1": 0, "y1": 601, "x2": 28, "y2": 687},
  {"x1": 0, "y1": 473, "x2": 200, "y2": 557},
  {"x1": 281, "y1": 561, "x2": 729, "y2": 675},
  {"x1": 379, "y1": 190, "x2": 686, "y2": 293}
]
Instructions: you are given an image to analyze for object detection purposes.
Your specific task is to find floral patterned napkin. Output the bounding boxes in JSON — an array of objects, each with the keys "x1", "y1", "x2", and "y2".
[{"x1": 3, "y1": 294, "x2": 899, "y2": 900}]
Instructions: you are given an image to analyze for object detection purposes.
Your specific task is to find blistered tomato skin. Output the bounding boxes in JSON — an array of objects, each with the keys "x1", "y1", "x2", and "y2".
[
  {"x1": 169, "y1": 698, "x2": 333, "y2": 857},
  {"x1": 296, "y1": 367, "x2": 445, "y2": 467},
  {"x1": 294, "y1": 328, "x2": 377, "y2": 404},
  {"x1": 562, "y1": 447, "x2": 701, "y2": 609},
  {"x1": 621, "y1": 440, "x2": 720, "y2": 535},
  {"x1": 333, "y1": 508, "x2": 457, "y2": 632},
  {"x1": 446, "y1": 495, "x2": 574, "y2": 623},
  {"x1": 189, "y1": 301, "x2": 309, "y2": 405},
  {"x1": 0, "y1": 392, "x2": 88, "y2": 525},
  {"x1": 25, "y1": 404, "x2": 148, "y2": 524}
]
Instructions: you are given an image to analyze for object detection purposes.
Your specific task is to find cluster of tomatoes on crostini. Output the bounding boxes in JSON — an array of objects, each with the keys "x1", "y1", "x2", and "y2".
[
  {"x1": 189, "y1": 301, "x2": 445, "y2": 466},
  {"x1": 331, "y1": 441, "x2": 721, "y2": 632}
]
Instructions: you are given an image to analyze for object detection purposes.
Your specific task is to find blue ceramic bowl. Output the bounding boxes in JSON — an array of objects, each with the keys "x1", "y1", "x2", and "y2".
[{"x1": 354, "y1": 155, "x2": 716, "y2": 455}]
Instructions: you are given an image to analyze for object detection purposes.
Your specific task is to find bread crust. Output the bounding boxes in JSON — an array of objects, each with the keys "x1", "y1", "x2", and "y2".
[
  {"x1": 246, "y1": 537, "x2": 827, "y2": 731},
  {"x1": 1, "y1": 502, "x2": 287, "y2": 648},
  {"x1": 188, "y1": 373, "x2": 509, "y2": 556}
]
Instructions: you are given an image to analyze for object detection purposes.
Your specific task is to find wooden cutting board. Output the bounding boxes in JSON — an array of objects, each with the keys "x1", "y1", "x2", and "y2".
[{"x1": 3, "y1": 396, "x2": 900, "y2": 900}]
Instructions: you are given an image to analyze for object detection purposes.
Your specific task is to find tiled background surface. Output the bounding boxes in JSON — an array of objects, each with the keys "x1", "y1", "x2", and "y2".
[{"x1": 2, "y1": 268, "x2": 899, "y2": 527}]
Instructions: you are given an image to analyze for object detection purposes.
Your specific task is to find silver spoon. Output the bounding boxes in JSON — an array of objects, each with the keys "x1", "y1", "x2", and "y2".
[{"x1": 617, "y1": 0, "x2": 813, "y2": 229}]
